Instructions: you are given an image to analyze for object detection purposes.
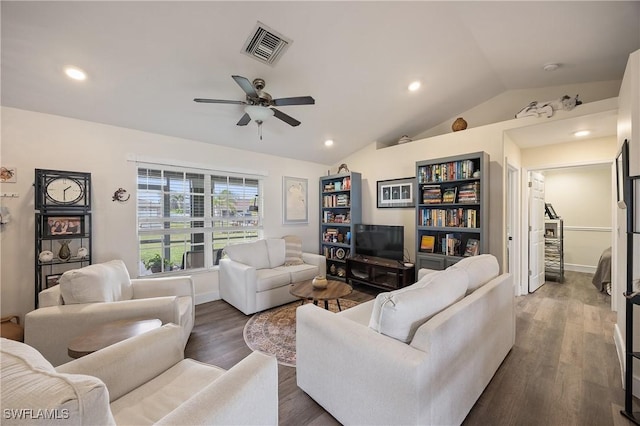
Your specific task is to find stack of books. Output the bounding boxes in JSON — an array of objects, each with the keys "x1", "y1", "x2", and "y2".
[
  {"x1": 422, "y1": 185, "x2": 442, "y2": 204},
  {"x1": 458, "y1": 182, "x2": 480, "y2": 204}
]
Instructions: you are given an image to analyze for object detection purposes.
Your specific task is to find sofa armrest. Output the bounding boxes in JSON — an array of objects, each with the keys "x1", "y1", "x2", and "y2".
[
  {"x1": 417, "y1": 268, "x2": 439, "y2": 281},
  {"x1": 56, "y1": 324, "x2": 184, "y2": 402},
  {"x1": 302, "y1": 252, "x2": 327, "y2": 276},
  {"x1": 219, "y1": 258, "x2": 257, "y2": 315},
  {"x1": 38, "y1": 285, "x2": 63, "y2": 307},
  {"x1": 25, "y1": 297, "x2": 180, "y2": 367},
  {"x1": 296, "y1": 303, "x2": 428, "y2": 425},
  {"x1": 156, "y1": 351, "x2": 278, "y2": 426},
  {"x1": 131, "y1": 276, "x2": 194, "y2": 300}
]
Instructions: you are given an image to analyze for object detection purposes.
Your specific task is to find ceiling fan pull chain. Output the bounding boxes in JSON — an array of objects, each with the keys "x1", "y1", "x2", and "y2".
[{"x1": 258, "y1": 120, "x2": 263, "y2": 140}]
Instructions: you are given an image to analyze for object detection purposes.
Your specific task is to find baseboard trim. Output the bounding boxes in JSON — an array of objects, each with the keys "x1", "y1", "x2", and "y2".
[
  {"x1": 614, "y1": 323, "x2": 640, "y2": 397},
  {"x1": 565, "y1": 263, "x2": 596, "y2": 274},
  {"x1": 196, "y1": 291, "x2": 220, "y2": 305}
]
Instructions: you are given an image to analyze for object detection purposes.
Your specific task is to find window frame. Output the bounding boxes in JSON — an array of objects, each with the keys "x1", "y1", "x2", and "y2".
[{"x1": 136, "y1": 163, "x2": 263, "y2": 275}]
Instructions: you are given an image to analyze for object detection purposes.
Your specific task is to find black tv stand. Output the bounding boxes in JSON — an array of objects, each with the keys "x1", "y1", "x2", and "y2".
[{"x1": 346, "y1": 255, "x2": 415, "y2": 291}]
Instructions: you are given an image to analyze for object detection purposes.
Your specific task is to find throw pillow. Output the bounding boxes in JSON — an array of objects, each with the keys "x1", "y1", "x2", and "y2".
[
  {"x1": 369, "y1": 268, "x2": 469, "y2": 343},
  {"x1": 450, "y1": 254, "x2": 499, "y2": 294},
  {"x1": 223, "y1": 240, "x2": 270, "y2": 269},
  {"x1": 282, "y1": 235, "x2": 304, "y2": 266},
  {"x1": 60, "y1": 260, "x2": 132, "y2": 305}
]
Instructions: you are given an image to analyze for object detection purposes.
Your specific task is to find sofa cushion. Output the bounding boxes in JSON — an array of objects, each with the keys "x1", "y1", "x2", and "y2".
[
  {"x1": 111, "y1": 358, "x2": 224, "y2": 425},
  {"x1": 274, "y1": 263, "x2": 319, "y2": 283},
  {"x1": 450, "y1": 254, "x2": 499, "y2": 294},
  {"x1": 224, "y1": 240, "x2": 270, "y2": 269},
  {"x1": 369, "y1": 269, "x2": 469, "y2": 342},
  {"x1": 1, "y1": 338, "x2": 115, "y2": 425},
  {"x1": 283, "y1": 235, "x2": 304, "y2": 266},
  {"x1": 60, "y1": 260, "x2": 133, "y2": 305},
  {"x1": 265, "y1": 238, "x2": 286, "y2": 268},
  {"x1": 256, "y1": 269, "x2": 292, "y2": 292}
]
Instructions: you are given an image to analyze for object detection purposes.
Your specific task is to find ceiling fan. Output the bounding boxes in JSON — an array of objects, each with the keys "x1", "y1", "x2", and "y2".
[{"x1": 194, "y1": 75, "x2": 315, "y2": 139}]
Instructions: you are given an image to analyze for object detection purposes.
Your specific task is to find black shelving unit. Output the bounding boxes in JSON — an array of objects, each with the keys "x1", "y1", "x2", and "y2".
[
  {"x1": 34, "y1": 169, "x2": 92, "y2": 308},
  {"x1": 622, "y1": 172, "x2": 639, "y2": 424}
]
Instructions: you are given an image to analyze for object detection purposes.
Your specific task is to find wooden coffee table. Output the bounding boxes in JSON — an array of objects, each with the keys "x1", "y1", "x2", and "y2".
[
  {"x1": 290, "y1": 279, "x2": 353, "y2": 311},
  {"x1": 68, "y1": 318, "x2": 162, "y2": 358}
]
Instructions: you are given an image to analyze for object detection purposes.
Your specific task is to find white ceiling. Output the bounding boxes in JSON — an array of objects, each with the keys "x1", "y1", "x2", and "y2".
[{"x1": 2, "y1": 1, "x2": 639, "y2": 165}]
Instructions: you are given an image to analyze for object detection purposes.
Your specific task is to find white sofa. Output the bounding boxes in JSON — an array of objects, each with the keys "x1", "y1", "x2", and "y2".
[
  {"x1": 25, "y1": 260, "x2": 194, "y2": 366},
  {"x1": 219, "y1": 236, "x2": 326, "y2": 315},
  {"x1": 297, "y1": 254, "x2": 515, "y2": 426},
  {"x1": 2, "y1": 324, "x2": 279, "y2": 425}
]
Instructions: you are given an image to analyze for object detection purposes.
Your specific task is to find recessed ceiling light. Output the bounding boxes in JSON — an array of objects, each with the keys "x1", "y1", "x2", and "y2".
[
  {"x1": 408, "y1": 81, "x2": 421, "y2": 92},
  {"x1": 64, "y1": 66, "x2": 87, "y2": 81},
  {"x1": 573, "y1": 130, "x2": 591, "y2": 137},
  {"x1": 324, "y1": 139, "x2": 334, "y2": 147}
]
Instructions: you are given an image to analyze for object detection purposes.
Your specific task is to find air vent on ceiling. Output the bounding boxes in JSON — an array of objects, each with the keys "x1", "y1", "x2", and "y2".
[{"x1": 242, "y1": 21, "x2": 292, "y2": 66}]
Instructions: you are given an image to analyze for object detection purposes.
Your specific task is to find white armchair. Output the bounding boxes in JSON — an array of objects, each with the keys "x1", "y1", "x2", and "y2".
[
  {"x1": 25, "y1": 260, "x2": 194, "y2": 366},
  {"x1": 2, "y1": 324, "x2": 279, "y2": 425}
]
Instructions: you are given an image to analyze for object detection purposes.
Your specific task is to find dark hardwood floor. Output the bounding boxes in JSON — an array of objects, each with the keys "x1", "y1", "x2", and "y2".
[{"x1": 185, "y1": 272, "x2": 630, "y2": 425}]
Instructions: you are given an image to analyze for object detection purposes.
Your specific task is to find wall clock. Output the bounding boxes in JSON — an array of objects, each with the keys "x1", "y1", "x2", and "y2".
[{"x1": 35, "y1": 169, "x2": 91, "y2": 211}]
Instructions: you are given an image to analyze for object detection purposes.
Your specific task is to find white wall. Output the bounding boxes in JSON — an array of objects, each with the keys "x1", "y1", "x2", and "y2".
[
  {"x1": 615, "y1": 49, "x2": 640, "y2": 396},
  {"x1": 543, "y1": 165, "x2": 612, "y2": 272},
  {"x1": 0, "y1": 107, "x2": 329, "y2": 319}
]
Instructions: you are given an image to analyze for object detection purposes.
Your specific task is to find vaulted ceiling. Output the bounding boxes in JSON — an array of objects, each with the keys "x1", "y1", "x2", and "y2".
[{"x1": 2, "y1": 1, "x2": 639, "y2": 164}]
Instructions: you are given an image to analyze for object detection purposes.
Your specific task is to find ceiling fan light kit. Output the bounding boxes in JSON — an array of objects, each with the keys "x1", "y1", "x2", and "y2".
[{"x1": 194, "y1": 75, "x2": 315, "y2": 140}]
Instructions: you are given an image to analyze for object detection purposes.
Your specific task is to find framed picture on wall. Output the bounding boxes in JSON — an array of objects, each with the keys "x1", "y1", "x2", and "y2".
[
  {"x1": 377, "y1": 177, "x2": 415, "y2": 208},
  {"x1": 616, "y1": 139, "x2": 629, "y2": 209},
  {"x1": 545, "y1": 203, "x2": 559, "y2": 219}
]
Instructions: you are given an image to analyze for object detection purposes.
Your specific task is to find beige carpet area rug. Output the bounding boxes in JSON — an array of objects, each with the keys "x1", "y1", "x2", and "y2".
[{"x1": 243, "y1": 299, "x2": 358, "y2": 367}]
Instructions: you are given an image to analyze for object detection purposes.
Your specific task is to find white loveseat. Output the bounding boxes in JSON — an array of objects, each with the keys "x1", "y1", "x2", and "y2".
[
  {"x1": 2, "y1": 324, "x2": 278, "y2": 425},
  {"x1": 25, "y1": 260, "x2": 194, "y2": 366},
  {"x1": 219, "y1": 236, "x2": 326, "y2": 315},
  {"x1": 297, "y1": 254, "x2": 515, "y2": 426}
]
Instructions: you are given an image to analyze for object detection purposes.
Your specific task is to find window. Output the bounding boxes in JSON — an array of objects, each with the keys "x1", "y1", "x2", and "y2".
[{"x1": 137, "y1": 165, "x2": 262, "y2": 274}]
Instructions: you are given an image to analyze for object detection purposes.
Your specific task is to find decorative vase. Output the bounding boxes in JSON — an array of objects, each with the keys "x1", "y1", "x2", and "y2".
[
  {"x1": 58, "y1": 240, "x2": 72, "y2": 262},
  {"x1": 77, "y1": 247, "x2": 89, "y2": 259},
  {"x1": 39, "y1": 250, "x2": 54, "y2": 263},
  {"x1": 452, "y1": 117, "x2": 468, "y2": 132},
  {"x1": 312, "y1": 275, "x2": 328, "y2": 289}
]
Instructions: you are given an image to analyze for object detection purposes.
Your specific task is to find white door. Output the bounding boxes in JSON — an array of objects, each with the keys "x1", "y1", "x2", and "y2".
[{"x1": 528, "y1": 171, "x2": 545, "y2": 292}]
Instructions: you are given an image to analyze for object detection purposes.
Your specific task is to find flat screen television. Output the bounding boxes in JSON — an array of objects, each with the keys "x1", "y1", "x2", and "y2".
[{"x1": 354, "y1": 224, "x2": 404, "y2": 261}]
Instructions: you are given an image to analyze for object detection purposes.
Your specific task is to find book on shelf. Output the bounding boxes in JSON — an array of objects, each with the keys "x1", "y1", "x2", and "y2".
[
  {"x1": 445, "y1": 233, "x2": 461, "y2": 256},
  {"x1": 458, "y1": 182, "x2": 480, "y2": 204},
  {"x1": 464, "y1": 238, "x2": 480, "y2": 256},
  {"x1": 441, "y1": 187, "x2": 457, "y2": 203},
  {"x1": 420, "y1": 235, "x2": 435, "y2": 253},
  {"x1": 421, "y1": 185, "x2": 442, "y2": 204},
  {"x1": 418, "y1": 159, "x2": 477, "y2": 183}
]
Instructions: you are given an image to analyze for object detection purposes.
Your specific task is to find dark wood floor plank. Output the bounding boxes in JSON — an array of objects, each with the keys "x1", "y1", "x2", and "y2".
[{"x1": 185, "y1": 272, "x2": 628, "y2": 425}]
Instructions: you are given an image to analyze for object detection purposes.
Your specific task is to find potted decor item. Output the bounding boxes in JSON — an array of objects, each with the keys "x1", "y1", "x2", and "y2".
[
  {"x1": 312, "y1": 275, "x2": 328, "y2": 290},
  {"x1": 144, "y1": 254, "x2": 171, "y2": 273}
]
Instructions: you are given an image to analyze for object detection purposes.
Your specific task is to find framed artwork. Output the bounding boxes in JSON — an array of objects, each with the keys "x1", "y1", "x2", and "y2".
[
  {"x1": 45, "y1": 274, "x2": 62, "y2": 288},
  {"x1": 283, "y1": 176, "x2": 308, "y2": 224},
  {"x1": 616, "y1": 139, "x2": 629, "y2": 209},
  {"x1": 377, "y1": 177, "x2": 415, "y2": 208},
  {"x1": 45, "y1": 216, "x2": 84, "y2": 237},
  {"x1": 545, "y1": 203, "x2": 558, "y2": 219},
  {"x1": 0, "y1": 166, "x2": 17, "y2": 183}
]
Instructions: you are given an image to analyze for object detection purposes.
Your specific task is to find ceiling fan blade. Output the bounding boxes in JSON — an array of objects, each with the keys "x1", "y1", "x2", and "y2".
[
  {"x1": 272, "y1": 108, "x2": 301, "y2": 127},
  {"x1": 236, "y1": 113, "x2": 251, "y2": 126},
  {"x1": 272, "y1": 96, "x2": 315, "y2": 106},
  {"x1": 194, "y1": 98, "x2": 246, "y2": 105},
  {"x1": 232, "y1": 75, "x2": 258, "y2": 98}
]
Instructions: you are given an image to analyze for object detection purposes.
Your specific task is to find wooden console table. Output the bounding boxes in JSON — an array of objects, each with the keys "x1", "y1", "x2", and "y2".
[{"x1": 346, "y1": 255, "x2": 415, "y2": 291}]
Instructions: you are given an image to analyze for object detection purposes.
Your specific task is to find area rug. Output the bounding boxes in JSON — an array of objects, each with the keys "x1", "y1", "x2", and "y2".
[{"x1": 243, "y1": 299, "x2": 359, "y2": 367}]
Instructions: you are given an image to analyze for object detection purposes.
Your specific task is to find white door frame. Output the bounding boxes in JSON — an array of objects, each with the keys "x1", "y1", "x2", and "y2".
[
  {"x1": 520, "y1": 160, "x2": 616, "y2": 309},
  {"x1": 506, "y1": 162, "x2": 521, "y2": 295}
]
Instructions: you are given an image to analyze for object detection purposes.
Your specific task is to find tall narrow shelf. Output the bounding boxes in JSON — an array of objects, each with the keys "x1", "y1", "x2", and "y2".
[
  {"x1": 544, "y1": 219, "x2": 564, "y2": 282},
  {"x1": 415, "y1": 152, "x2": 489, "y2": 271},
  {"x1": 33, "y1": 169, "x2": 93, "y2": 308},
  {"x1": 319, "y1": 172, "x2": 361, "y2": 280},
  {"x1": 621, "y1": 172, "x2": 639, "y2": 424}
]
